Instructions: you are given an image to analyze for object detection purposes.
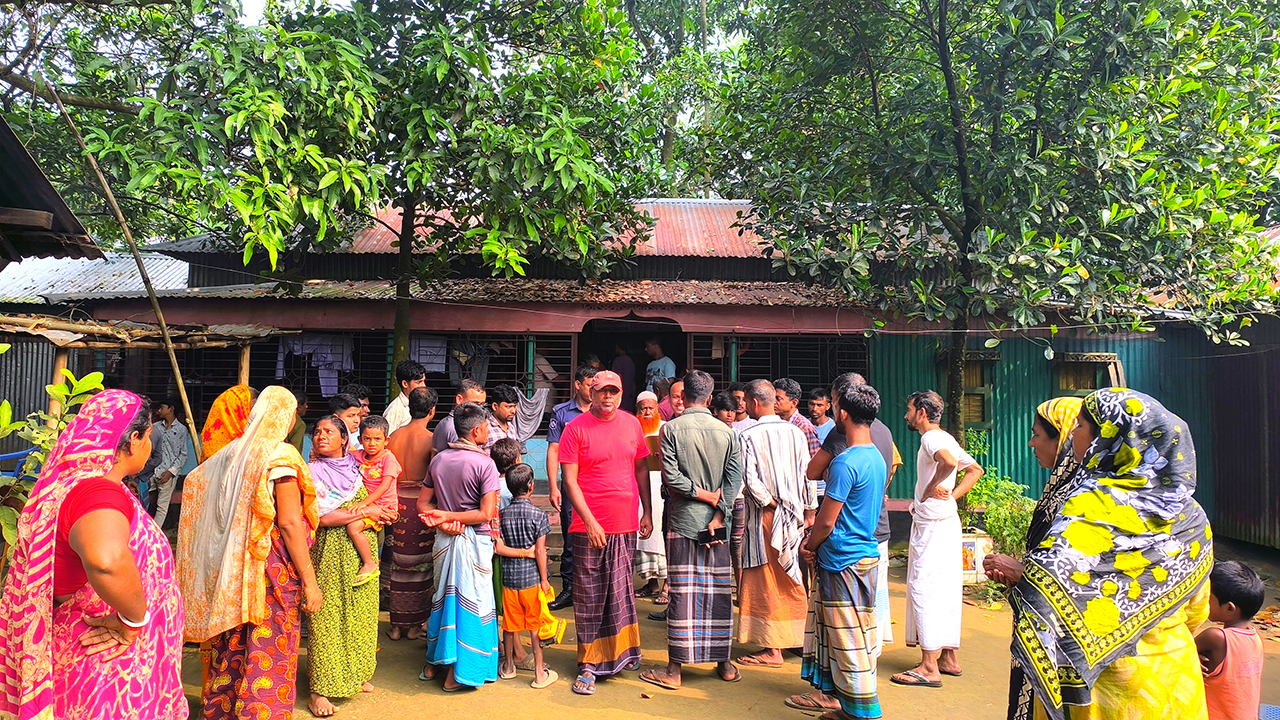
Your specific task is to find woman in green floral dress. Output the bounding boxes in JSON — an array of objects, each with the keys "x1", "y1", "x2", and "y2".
[{"x1": 306, "y1": 416, "x2": 397, "y2": 717}]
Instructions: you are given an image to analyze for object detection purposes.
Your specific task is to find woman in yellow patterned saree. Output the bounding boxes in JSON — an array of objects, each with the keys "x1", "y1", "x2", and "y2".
[{"x1": 990, "y1": 389, "x2": 1211, "y2": 720}]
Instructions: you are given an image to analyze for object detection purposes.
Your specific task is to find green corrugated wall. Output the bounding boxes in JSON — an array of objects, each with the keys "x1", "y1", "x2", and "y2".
[{"x1": 867, "y1": 328, "x2": 1216, "y2": 517}]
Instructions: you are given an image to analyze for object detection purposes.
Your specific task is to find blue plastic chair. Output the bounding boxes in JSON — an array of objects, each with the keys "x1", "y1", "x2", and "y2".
[{"x1": 0, "y1": 448, "x2": 36, "y2": 479}]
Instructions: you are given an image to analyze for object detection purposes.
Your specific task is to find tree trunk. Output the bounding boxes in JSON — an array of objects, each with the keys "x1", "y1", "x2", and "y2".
[
  {"x1": 944, "y1": 317, "x2": 966, "y2": 443},
  {"x1": 391, "y1": 196, "x2": 417, "y2": 396},
  {"x1": 661, "y1": 113, "x2": 677, "y2": 170}
]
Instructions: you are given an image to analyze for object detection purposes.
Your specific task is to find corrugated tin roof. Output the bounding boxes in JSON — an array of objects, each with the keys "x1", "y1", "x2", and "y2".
[
  {"x1": 0, "y1": 252, "x2": 188, "y2": 303},
  {"x1": 0, "y1": 118, "x2": 101, "y2": 262},
  {"x1": 77, "y1": 277, "x2": 858, "y2": 307},
  {"x1": 149, "y1": 199, "x2": 768, "y2": 259},
  {"x1": 631, "y1": 199, "x2": 762, "y2": 257}
]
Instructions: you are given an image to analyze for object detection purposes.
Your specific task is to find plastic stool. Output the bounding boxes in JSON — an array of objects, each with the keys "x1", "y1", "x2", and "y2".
[{"x1": 1260, "y1": 704, "x2": 1280, "y2": 720}]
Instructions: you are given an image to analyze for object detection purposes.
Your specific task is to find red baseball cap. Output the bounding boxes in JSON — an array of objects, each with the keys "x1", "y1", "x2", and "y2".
[{"x1": 591, "y1": 370, "x2": 623, "y2": 392}]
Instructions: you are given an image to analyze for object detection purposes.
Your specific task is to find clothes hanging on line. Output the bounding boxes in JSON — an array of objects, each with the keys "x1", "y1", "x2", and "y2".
[
  {"x1": 275, "y1": 334, "x2": 354, "y2": 396},
  {"x1": 409, "y1": 335, "x2": 448, "y2": 374}
]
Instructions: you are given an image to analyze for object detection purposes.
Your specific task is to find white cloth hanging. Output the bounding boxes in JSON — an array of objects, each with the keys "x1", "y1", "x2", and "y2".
[
  {"x1": 409, "y1": 335, "x2": 448, "y2": 373},
  {"x1": 275, "y1": 333, "x2": 354, "y2": 396}
]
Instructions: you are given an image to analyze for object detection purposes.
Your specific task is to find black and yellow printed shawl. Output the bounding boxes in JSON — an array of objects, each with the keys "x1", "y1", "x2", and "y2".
[{"x1": 1008, "y1": 388, "x2": 1212, "y2": 720}]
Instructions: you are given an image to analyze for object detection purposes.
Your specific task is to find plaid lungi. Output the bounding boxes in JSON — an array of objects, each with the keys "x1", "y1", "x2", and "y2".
[
  {"x1": 634, "y1": 550, "x2": 667, "y2": 580},
  {"x1": 666, "y1": 533, "x2": 734, "y2": 665},
  {"x1": 572, "y1": 532, "x2": 641, "y2": 676},
  {"x1": 801, "y1": 557, "x2": 882, "y2": 719}
]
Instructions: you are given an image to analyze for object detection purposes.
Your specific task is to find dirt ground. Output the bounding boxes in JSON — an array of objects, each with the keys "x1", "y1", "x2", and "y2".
[{"x1": 180, "y1": 555, "x2": 1280, "y2": 720}]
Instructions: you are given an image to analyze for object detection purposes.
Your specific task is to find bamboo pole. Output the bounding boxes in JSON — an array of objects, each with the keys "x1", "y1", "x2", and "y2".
[
  {"x1": 47, "y1": 84, "x2": 203, "y2": 458},
  {"x1": 0, "y1": 314, "x2": 133, "y2": 339},
  {"x1": 238, "y1": 344, "x2": 251, "y2": 386},
  {"x1": 46, "y1": 347, "x2": 68, "y2": 426}
]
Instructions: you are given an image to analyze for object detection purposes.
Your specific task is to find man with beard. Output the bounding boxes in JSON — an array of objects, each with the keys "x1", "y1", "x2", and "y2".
[
  {"x1": 891, "y1": 390, "x2": 982, "y2": 688},
  {"x1": 484, "y1": 384, "x2": 520, "y2": 450},
  {"x1": 634, "y1": 391, "x2": 667, "y2": 601}
]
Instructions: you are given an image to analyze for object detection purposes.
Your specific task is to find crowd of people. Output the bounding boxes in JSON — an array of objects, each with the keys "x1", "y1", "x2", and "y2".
[{"x1": 0, "y1": 350, "x2": 1267, "y2": 720}]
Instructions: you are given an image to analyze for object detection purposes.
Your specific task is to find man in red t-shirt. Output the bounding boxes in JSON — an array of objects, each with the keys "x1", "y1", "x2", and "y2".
[{"x1": 560, "y1": 370, "x2": 653, "y2": 696}]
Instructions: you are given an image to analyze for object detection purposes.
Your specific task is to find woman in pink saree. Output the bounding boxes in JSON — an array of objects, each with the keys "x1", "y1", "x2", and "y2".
[{"x1": 0, "y1": 389, "x2": 187, "y2": 720}]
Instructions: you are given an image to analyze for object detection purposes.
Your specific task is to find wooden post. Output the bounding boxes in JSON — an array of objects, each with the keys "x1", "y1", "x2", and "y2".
[
  {"x1": 48, "y1": 83, "x2": 203, "y2": 459},
  {"x1": 238, "y1": 344, "x2": 251, "y2": 386},
  {"x1": 46, "y1": 347, "x2": 69, "y2": 426}
]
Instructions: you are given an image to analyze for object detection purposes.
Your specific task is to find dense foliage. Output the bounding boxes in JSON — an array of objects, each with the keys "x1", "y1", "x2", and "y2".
[
  {"x1": 5, "y1": 0, "x2": 1280, "y2": 422},
  {"x1": 712, "y1": 0, "x2": 1280, "y2": 430}
]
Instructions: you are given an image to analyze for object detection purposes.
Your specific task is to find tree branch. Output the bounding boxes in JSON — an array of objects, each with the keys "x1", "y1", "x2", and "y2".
[{"x1": 0, "y1": 71, "x2": 140, "y2": 114}]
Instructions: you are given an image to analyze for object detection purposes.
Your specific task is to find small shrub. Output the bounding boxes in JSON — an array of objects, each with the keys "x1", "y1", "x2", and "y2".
[
  {"x1": 960, "y1": 429, "x2": 1034, "y2": 556},
  {"x1": 0, "y1": 361, "x2": 104, "y2": 575}
]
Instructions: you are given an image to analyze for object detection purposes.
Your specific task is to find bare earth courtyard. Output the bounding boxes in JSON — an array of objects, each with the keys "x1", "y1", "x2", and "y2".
[{"x1": 179, "y1": 570, "x2": 1280, "y2": 720}]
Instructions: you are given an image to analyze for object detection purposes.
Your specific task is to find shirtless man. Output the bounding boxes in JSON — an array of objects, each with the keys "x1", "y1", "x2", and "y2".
[{"x1": 385, "y1": 386, "x2": 439, "y2": 641}]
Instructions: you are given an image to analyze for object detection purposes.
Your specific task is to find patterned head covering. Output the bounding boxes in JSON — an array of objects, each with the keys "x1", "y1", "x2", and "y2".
[
  {"x1": 178, "y1": 386, "x2": 317, "y2": 642},
  {"x1": 1038, "y1": 397, "x2": 1084, "y2": 455},
  {"x1": 200, "y1": 385, "x2": 254, "y2": 462},
  {"x1": 1010, "y1": 389, "x2": 1211, "y2": 720},
  {"x1": 0, "y1": 390, "x2": 144, "y2": 718}
]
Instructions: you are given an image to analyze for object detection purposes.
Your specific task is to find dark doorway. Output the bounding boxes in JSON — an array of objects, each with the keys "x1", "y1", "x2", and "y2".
[{"x1": 580, "y1": 315, "x2": 685, "y2": 411}]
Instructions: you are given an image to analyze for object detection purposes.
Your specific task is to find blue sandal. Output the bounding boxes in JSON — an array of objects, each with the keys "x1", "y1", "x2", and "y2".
[{"x1": 572, "y1": 672, "x2": 596, "y2": 696}]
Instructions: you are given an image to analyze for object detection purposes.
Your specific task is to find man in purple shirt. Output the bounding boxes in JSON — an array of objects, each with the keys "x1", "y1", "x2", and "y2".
[{"x1": 419, "y1": 402, "x2": 502, "y2": 690}]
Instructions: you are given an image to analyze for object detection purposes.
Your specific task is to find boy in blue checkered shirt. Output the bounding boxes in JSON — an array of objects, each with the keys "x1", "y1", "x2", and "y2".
[{"x1": 498, "y1": 464, "x2": 561, "y2": 688}]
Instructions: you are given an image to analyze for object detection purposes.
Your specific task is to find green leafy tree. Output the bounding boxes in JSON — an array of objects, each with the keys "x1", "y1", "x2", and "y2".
[
  {"x1": 4, "y1": 0, "x2": 660, "y2": 382},
  {"x1": 2, "y1": 0, "x2": 380, "y2": 257},
  {"x1": 714, "y1": 0, "x2": 1280, "y2": 434},
  {"x1": 262, "y1": 0, "x2": 659, "y2": 368}
]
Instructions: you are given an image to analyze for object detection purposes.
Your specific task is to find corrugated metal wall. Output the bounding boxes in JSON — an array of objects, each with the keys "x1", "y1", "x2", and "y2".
[
  {"x1": 868, "y1": 329, "x2": 1217, "y2": 515},
  {"x1": 1210, "y1": 316, "x2": 1280, "y2": 548},
  {"x1": 0, "y1": 339, "x2": 55, "y2": 454}
]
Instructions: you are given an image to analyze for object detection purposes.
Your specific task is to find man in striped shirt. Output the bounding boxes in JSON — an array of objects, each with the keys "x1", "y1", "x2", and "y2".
[{"x1": 735, "y1": 379, "x2": 816, "y2": 668}]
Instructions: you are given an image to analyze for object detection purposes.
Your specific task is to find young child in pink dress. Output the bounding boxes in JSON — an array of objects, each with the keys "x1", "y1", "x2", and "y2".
[{"x1": 348, "y1": 415, "x2": 402, "y2": 586}]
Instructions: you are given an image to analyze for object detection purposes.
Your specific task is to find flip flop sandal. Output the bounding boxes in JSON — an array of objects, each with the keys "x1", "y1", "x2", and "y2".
[
  {"x1": 718, "y1": 664, "x2": 742, "y2": 683},
  {"x1": 441, "y1": 683, "x2": 473, "y2": 693},
  {"x1": 352, "y1": 570, "x2": 379, "y2": 588},
  {"x1": 889, "y1": 670, "x2": 942, "y2": 688},
  {"x1": 639, "y1": 670, "x2": 681, "y2": 691},
  {"x1": 531, "y1": 668, "x2": 560, "y2": 690},
  {"x1": 499, "y1": 664, "x2": 518, "y2": 680},
  {"x1": 517, "y1": 655, "x2": 537, "y2": 672},
  {"x1": 419, "y1": 665, "x2": 435, "y2": 682},
  {"x1": 785, "y1": 694, "x2": 839, "y2": 711},
  {"x1": 635, "y1": 587, "x2": 655, "y2": 598},
  {"x1": 572, "y1": 673, "x2": 596, "y2": 696},
  {"x1": 622, "y1": 658, "x2": 641, "y2": 672},
  {"x1": 736, "y1": 655, "x2": 783, "y2": 668},
  {"x1": 652, "y1": 592, "x2": 669, "y2": 605},
  {"x1": 940, "y1": 669, "x2": 963, "y2": 677}
]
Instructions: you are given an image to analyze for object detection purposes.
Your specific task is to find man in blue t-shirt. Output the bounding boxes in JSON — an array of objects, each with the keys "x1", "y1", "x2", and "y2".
[
  {"x1": 795, "y1": 382, "x2": 886, "y2": 720},
  {"x1": 644, "y1": 337, "x2": 676, "y2": 392},
  {"x1": 546, "y1": 364, "x2": 599, "y2": 610}
]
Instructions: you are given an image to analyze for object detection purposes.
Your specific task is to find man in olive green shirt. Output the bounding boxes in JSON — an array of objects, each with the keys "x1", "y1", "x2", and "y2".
[{"x1": 640, "y1": 370, "x2": 743, "y2": 691}]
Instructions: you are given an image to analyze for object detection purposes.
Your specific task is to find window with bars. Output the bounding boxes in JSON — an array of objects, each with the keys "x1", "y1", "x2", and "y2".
[
  {"x1": 71, "y1": 331, "x2": 574, "y2": 432},
  {"x1": 690, "y1": 334, "x2": 870, "y2": 390},
  {"x1": 961, "y1": 361, "x2": 992, "y2": 429},
  {"x1": 1054, "y1": 353, "x2": 1123, "y2": 397}
]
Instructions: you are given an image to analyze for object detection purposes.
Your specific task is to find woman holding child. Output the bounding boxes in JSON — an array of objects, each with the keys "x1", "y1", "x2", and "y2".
[
  {"x1": 179, "y1": 386, "x2": 321, "y2": 720},
  {"x1": 985, "y1": 390, "x2": 1212, "y2": 720},
  {"x1": 306, "y1": 415, "x2": 396, "y2": 716}
]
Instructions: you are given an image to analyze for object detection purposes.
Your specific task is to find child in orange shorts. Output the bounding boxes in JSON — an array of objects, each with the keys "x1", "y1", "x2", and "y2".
[{"x1": 497, "y1": 464, "x2": 559, "y2": 689}]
